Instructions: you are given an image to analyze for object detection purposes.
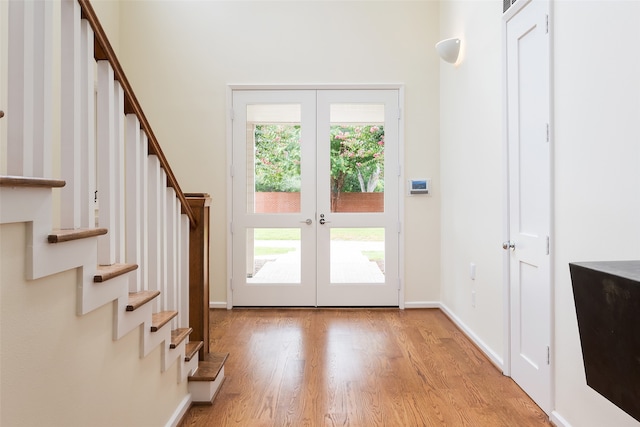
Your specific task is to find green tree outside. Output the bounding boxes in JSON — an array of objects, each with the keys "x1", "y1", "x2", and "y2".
[
  {"x1": 254, "y1": 124, "x2": 302, "y2": 192},
  {"x1": 253, "y1": 124, "x2": 385, "y2": 200}
]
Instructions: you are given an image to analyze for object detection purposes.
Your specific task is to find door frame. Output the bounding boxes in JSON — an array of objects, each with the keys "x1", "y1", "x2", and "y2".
[
  {"x1": 225, "y1": 84, "x2": 406, "y2": 309},
  {"x1": 501, "y1": 0, "x2": 555, "y2": 414}
]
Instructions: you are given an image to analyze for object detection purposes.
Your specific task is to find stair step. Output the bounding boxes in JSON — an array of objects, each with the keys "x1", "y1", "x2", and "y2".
[
  {"x1": 188, "y1": 352, "x2": 229, "y2": 382},
  {"x1": 0, "y1": 175, "x2": 65, "y2": 188},
  {"x1": 94, "y1": 263, "x2": 138, "y2": 283},
  {"x1": 185, "y1": 341, "x2": 204, "y2": 362},
  {"x1": 151, "y1": 310, "x2": 178, "y2": 332},
  {"x1": 170, "y1": 327, "x2": 192, "y2": 349},
  {"x1": 48, "y1": 228, "x2": 107, "y2": 243},
  {"x1": 126, "y1": 290, "x2": 160, "y2": 312}
]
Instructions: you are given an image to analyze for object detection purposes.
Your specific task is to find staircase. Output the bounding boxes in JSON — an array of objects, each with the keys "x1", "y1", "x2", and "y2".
[{"x1": 0, "y1": 1, "x2": 226, "y2": 425}]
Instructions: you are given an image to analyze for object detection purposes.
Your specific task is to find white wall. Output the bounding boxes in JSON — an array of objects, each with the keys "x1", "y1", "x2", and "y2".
[
  {"x1": 441, "y1": 0, "x2": 640, "y2": 426},
  {"x1": 91, "y1": 0, "x2": 120, "y2": 55},
  {"x1": 553, "y1": 1, "x2": 640, "y2": 425},
  {"x1": 116, "y1": 0, "x2": 442, "y2": 305},
  {"x1": 0, "y1": 223, "x2": 188, "y2": 427},
  {"x1": 439, "y1": 0, "x2": 504, "y2": 358}
]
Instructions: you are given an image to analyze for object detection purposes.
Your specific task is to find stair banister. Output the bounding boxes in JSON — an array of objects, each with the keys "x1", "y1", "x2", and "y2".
[{"x1": 77, "y1": 0, "x2": 196, "y2": 228}]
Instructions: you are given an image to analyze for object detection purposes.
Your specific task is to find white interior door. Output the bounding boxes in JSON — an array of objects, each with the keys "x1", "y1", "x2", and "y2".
[
  {"x1": 230, "y1": 89, "x2": 400, "y2": 307},
  {"x1": 505, "y1": 0, "x2": 551, "y2": 414}
]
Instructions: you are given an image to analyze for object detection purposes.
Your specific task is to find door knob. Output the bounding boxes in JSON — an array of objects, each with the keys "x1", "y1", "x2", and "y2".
[
  {"x1": 300, "y1": 218, "x2": 312, "y2": 225},
  {"x1": 502, "y1": 241, "x2": 515, "y2": 251}
]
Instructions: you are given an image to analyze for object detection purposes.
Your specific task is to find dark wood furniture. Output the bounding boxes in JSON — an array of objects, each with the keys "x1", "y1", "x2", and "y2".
[{"x1": 569, "y1": 261, "x2": 640, "y2": 423}]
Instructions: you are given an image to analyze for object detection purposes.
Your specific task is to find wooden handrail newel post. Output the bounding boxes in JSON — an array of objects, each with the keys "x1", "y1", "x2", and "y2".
[{"x1": 185, "y1": 193, "x2": 211, "y2": 360}]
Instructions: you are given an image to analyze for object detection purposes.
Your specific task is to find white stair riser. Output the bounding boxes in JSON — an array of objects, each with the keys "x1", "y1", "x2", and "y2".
[{"x1": 189, "y1": 366, "x2": 226, "y2": 403}]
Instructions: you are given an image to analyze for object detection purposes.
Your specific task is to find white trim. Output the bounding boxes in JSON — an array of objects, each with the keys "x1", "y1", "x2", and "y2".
[
  {"x1": 228, "y1": 83, "x2": 405, "y2": 91},
  {"x1": 500, "y1": 0, "x2": 513, "y2": 380},
  {"x1": 502, "y1": 0, "x2": 532, "y2": 21},
  {"x1": 226, "y1": 86, "x2": 234, "y2": 310},
  {"x1": 440, "y1": 303, "x2": 504, "y2": 371},
  {"x1": 164, "y1": 394, "x2": 192, "y2": 427},
  {"x1": 397, "y1": 86, "x2": 406, "y2": 310},
  {"x1": 403, "y1": 301, "x2": 440, "y2": 309},
  {"x1": 210, "y1": 301, "x2": 228, "y2": 309},
  {"x1": 550, "y1": 410, "x2": 572, "y2": 427},
  {"x1": 547, "y1": 0, "x2": 557, "y2": 415}
]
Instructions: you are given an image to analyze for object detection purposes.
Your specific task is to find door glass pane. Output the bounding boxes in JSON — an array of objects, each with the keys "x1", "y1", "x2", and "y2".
[
  {"x1": 246, "y1": 228, "x2": 301, "y2": 284},
  {"x1": 246, "y1": 104, "x2": 302, "y2": 214},
  {"x1": 330, "y1": 228, "x2": 385, "y2": 283},
  {"x1": 329, "y1": 104, "x2": 385, "y2": 213}
]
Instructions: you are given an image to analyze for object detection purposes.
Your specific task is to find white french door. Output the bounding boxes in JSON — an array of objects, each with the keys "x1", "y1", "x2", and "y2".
[{"x1": 230, "y1": 89, "x2": 400, "y2": 307}]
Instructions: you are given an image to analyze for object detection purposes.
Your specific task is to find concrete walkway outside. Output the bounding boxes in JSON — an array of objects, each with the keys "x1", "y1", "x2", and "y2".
[{"x1": 248, "y1": 240, "x2": 385, "y2": 284}]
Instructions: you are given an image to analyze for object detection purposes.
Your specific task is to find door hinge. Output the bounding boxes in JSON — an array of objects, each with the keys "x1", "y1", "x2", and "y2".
[
  {"x1": 397, "y1": 221, "x2": 401, "y2": 235},
  {"x1": 546, "y1": 123, "x2": 550, "y2": 142},
  {"x1": 230, "y1": 278, "x2": 233, "y2": 290},
  {"x1": 546, "y1": 236, "x2": 550, "y2": 255},
  {"x1": 230, "y1": 165, "x2": 234, "y2": 177},
  {"x1": 397, "y1": 108, "x2": 402, "y2": 120},
  {"x1": 230, "y1": 108, "x2": 235, "y2": 121},
  {"x1": 545, "y1": 15, "x2": 549, "y2": 34},
  {"x1": 546, "y1": 346, "x2": 550, "y2": 364},
  {"x1": 230, "y1": 222, "x2": 234, "y2": 235},
  {"x1": 397, "y1": 164, "x2": 402, "y2": 177},
  {"x1": 398, "y1": 277, "x2": 402, "y2": 290}
]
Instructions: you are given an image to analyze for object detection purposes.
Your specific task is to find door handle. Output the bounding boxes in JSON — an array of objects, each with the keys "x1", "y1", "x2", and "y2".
[
  {"x1": 300, "y1": 218, "x2": 312, "y2": 225},
  {"x1": 502, "y1": 241, "x2": 516, "y2": 251}
]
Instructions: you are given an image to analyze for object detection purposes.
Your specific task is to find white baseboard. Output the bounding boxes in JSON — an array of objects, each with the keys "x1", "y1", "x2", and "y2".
[
  {"x1": 438, "y1": 302, "x2": 504, "y2": 370},
  {"x1": 403, "y1": 301, "x2": 441, "y2": 309},
  {"x1": 210, "y1": 301, "x2": 228, "y2": 309},
  {"x1": 550, "y1": 410, "x2": 571, "y2": 427},
  {"x1": 165, "y1": 394, "x2": 192, "y2": 427}
]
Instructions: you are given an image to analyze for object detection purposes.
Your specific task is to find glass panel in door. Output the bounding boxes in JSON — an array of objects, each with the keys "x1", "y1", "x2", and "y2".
[{"x1": 330, "y1": 227, "x2": 385, "y2": 283}]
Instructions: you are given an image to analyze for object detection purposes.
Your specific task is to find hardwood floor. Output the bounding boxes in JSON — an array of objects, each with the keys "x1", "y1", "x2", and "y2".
[{"x1": 180, "y1": 308, "x2": 552, "y2": 426}]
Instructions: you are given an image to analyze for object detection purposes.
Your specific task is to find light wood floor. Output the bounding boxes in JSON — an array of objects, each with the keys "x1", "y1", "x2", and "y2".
[{"x1": 180, "y1": 308, "x2": 552, "y2": 426}]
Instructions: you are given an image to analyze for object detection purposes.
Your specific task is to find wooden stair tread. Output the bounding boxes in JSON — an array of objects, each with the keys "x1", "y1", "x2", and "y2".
[
  {"x1": 126, "y1": 290, "x2": 160, "y2": 312},
  {"x1": 94, "y1": 263, "x2": 138, "y2": 283},
  {"x1": 151, "y1": 311, "x2": 178, "y2": 332},
  {"x1": 188, "y1": 352, "x2": 229, "y2": 382},
  {"x1": 170, "y1": 327, "x2": 192, "y2": 349},
  {"x1": 0, "y1": 175, "x2": 65, "y2": 188},
  {"x1": 185, "y1": 341, "x2": 204, "y2": 362},
  {"x1": 49, "y1": 228, "x2": 108, "y2": 243}
]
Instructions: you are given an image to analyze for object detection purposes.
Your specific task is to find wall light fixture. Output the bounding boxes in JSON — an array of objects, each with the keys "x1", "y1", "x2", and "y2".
[{"x1": 435, "y1": 38, "x2": 461, "y2": 64}]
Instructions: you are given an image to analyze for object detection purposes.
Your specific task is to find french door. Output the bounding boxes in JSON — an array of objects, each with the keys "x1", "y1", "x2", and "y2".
[{"x1": 230, "y1": 89, "x2": 400, "y2": 307}]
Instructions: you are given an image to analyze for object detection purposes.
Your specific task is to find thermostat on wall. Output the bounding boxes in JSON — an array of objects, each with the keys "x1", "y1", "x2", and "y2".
[{"x1": 408, "y1": 179, "x2": 430, "y2": 195}]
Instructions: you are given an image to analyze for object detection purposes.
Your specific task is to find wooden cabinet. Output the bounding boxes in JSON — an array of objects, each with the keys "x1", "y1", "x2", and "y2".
[{"x1": 185, "y1": 193, "x2": 211, "y2": 360}]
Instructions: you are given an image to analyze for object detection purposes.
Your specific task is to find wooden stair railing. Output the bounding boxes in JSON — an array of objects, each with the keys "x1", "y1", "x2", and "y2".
[
  {"x1": 0, "y1": 176, "x2": 65, "y2": 188},
  {"x1": 186, "y1": 193, "x2": 212, "y2": 361},
  {"x1": 77, "y1": 0, "x2": 195, "y2": 228}
]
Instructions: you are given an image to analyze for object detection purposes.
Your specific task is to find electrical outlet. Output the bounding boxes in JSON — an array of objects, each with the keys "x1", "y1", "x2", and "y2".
[{"x1": 471, "y1": 290, "x2": 476, "y2": 308}]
